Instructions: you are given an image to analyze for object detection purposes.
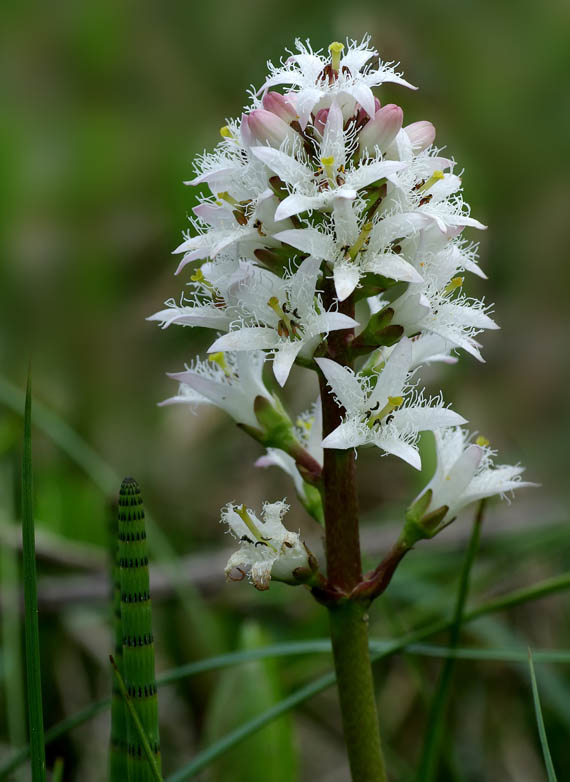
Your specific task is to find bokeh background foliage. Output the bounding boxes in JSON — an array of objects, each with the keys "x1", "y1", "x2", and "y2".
[{"x1": 1, "y1": 0, "x2": 570, "y2": 779}]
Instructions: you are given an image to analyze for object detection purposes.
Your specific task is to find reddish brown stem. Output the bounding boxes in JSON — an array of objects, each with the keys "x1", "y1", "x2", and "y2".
[{"x1": 319, "y1": 285, "x2": 361, "y2": 592}]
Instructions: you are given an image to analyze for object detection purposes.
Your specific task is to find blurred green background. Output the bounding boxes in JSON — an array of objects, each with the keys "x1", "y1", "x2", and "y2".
[{"x1": 1, "y1": 0, "x2": 570, "y2": 779}]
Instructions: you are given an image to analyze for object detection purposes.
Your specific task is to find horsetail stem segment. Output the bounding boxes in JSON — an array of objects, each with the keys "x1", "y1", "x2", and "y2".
[
  {"x1": 109, "y1": 503, "x2": 128, "y2": 781},
  {"x1": 118, "y1": 478, "x2": 161, "y2": 781},
  {"x1": 110, "y1": 657, "x2": 163, "y2": 782}
]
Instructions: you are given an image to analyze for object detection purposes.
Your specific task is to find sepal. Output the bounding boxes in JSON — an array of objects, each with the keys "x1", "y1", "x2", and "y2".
[
  {"x1": 402, "y1": 489, "x2": 450, "y2": 545},
  {"x1": 352, "y1": 307, "x2": 404, "y2": 353},
  {"x1": 253, "y1": 395, "x2": 296, "y2": 449}
]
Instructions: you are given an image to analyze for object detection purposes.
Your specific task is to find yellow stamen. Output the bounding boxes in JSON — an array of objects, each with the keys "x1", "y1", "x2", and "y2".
[
  {"x1": 443, "y1": 276, "x2": 464, "y2": 295},
  {"x1": 329, "y1": 41, "x2": 344, "y2": 73},
  {"x1": 476, "y1": 435, "x2": 490, "y2": 447},
  {"x1": 220, "y1": 125, "x2": 233, "y2": 139},
  {"x1": 208, "y1": 352, "x2": 231, "y2": 376},
  {"x1": 348, "y1": 222, "x2": 373, "y2": 261},
  {"x1": 419, "y1": 170, "x2": 445, "y2": 192}
]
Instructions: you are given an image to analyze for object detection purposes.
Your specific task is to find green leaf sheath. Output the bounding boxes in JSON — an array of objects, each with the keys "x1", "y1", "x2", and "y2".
[
  {"x1": 110, "y1": 505, "x2": 128, "y2": 781},
  {"x1": 118, "y1": 478, "x2": 161, "y2": 781}
]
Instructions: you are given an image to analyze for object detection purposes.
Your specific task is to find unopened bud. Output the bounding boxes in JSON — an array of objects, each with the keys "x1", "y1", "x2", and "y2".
[
  {"x1": 359, "y1": 104, "x2": 404, "y2": 154},
  {"x1": 314, "y1": 108, "x2": 329, "y2": 136},
  {"x1": 245, "y1": 109, "x2": 298, "y2": 148},
  {"x1": 262, "y1": 91, "x2": 298, "y2": 123},
  {"x1": 404, "y1": 120, "x2": 436, "y2": 152}
]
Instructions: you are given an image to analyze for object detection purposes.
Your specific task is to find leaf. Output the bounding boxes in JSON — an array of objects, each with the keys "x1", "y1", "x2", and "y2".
[
  {"x1": 21, "y1": 372, "x2": 47, "y2": 782},
  {"x1": 3, "y1": 570, "x2": 570, "y2": 780},
  {"x1": 417, "y1": 500, "x2": 485, "y2": 782},
  {"x1": 203, "y1": 622, "x2": 297, "y2": 782},
  {"x1": 529, "y1": 649, "x2": 558, "y2": 782}
]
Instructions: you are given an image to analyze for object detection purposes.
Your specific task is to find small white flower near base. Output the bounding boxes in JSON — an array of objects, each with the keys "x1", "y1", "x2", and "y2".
[{"x1": 221, "y1": 500, "x2": 313, "y2": 590}]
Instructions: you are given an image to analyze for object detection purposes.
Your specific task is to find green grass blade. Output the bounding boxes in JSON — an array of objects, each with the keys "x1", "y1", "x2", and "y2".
[
  {"x1": 0, "y1": 460, "x2": 27, "y2": 766},
  {"x1": 0, "y1": 375, "x2": 223, "y2": 662},
  {"x1": 21, "y1": 373, "x2": 46, "y2": 782},
  {"x1": 111, "y1": 657, "x2": 163, "y2": 782},
  {"x1": 3, "y1": 567, "x2": 570, "y2": 780},
  {"x1": 529, "y1": 649, "x2": 558, "y2": 781},
  {"x1": 118, "y1": 478, "x2": 161, "y2": 780},
  {"x1": 166, "y1": 670, "x2": 336, "y2": 782},
  {"x1": 417, "y1": 500, "x2": 486, "y2": 782},
  {"x1": 51, "y1": 758, "x2": 64, "y2": 782},
  {"x1": 0, "y1": 375, "x2": 116, "y2": 494}
]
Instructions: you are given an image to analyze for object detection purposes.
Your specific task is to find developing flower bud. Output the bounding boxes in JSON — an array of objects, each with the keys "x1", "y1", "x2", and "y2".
[
  {"x1": 404, "y1": 120, "x2": 436, "y2": 152},
  {"x1": 262, "y1": 91, "x2": 298, "y2": 123},
  {"x1": 245, "y1": 109, "x2": 299, "y2": 148},
  {"x1": 313, "y1": 108, "x2": 329, "y2": 136},
  {"x1": 359, "y1": 104, "x2": 404, "y2": 154}
]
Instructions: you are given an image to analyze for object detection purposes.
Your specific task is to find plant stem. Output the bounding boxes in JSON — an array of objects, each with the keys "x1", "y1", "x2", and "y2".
[
  {"x1": 329, "y1": 602, "x2": 387, "y2": 781},
  {"x1": 320, "y1": 285, "x2": 387, "y2": 781}
]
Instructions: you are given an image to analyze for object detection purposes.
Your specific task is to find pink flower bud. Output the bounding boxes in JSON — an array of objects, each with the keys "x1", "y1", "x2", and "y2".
[
  {"x1": 359, "y1": 103, "x2": 404, "y2": 154},
  {"x1": 262, "y1": 91, "x2": 298, "y2": 123},
  {"x1": 245, "y1": 109, "x2": 298, "y2": 148},
  {"x1": 313, "y1": 108, "x2": 329, "y2": 136},
  {"x1": 404, "y1": 121, "x2": 436, "y2": 152}
]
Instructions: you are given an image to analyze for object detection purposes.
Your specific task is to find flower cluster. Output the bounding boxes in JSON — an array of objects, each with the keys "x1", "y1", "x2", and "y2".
[{"x1": 151, "y1": 37, "x2": 532, "y2": 588}]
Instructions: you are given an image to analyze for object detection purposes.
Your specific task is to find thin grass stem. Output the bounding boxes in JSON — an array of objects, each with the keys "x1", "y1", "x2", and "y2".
[{"x1": 529, "y1": 649, "x2": 558, "y2": 782}]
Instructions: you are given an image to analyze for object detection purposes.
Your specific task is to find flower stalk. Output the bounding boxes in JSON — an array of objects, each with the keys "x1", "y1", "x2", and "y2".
[
  {"x1": 150, "y1": 35, "x2": 535, "y2": 780},
  {"x1": 318, "y1": 285, "x2": 387, "y2": 780}
]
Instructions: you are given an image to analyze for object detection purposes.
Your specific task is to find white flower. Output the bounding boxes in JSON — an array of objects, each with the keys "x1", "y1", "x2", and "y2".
[
  {"x1": 173, "y1": 190, "x2": 294, "y2": 275},
  {"x1": 258, "y1": 37, "x2": 416, "y2": 129},
  {"x1": 208, "y1": 256, "x2": 358, "y2": 386},
  {"x1": 251, "y1": 102, "x2": 406, "y2": 222},
  {"x1": 275, "y1": 205, "x2": 423, "y2": 302},
  {"x1": 159, "y1": 350, "x2": 272, "y2": 429},
  {"x1": 365, "y1": 224, "x2": 497, "y2": 361},
  {"x1": 316, "y1": 337, "x2": 466, "y2": 468},
  {"x1": 362, "y1": 333, "x2": 459, "y2": 373},
  {"x1": 416, "y1": 428, "x2": 537, "y2": 523},
  {"x1": 147, "y1": 256, "x2": 253, "y2": 331},
  {"x1": 222, "y1": 500, "x2": 312, "y2": 590}
]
